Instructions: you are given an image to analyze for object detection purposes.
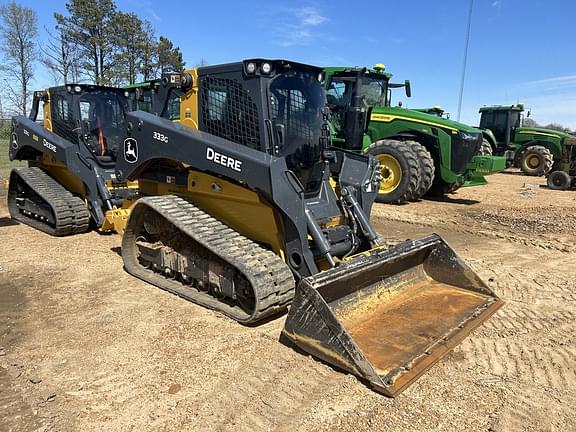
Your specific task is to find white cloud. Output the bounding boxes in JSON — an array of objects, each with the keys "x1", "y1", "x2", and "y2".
[
  {"x1": 296, "y1": 7, "x2": 328, "y2": 26},
  {"x1": 492, "y1": 1, "x2": 501, "y2": 7},
  {"x1": 146, "y1": 8, "x2": 161, "y2": 22},
  {"x1": 521, "y1": 94, "x2": 576, "y2": 129},
  {"x1": 520, "y1": 75, "x2": 576, "y2": 92},
  {"x1": 272, "y1": 7, "x2": 329, "y2": 47}
]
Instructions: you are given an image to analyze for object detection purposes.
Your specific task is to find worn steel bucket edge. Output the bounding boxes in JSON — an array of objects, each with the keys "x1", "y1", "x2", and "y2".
[{"x1": 281, "y1": 234, "x2": 504, "y2": 397}]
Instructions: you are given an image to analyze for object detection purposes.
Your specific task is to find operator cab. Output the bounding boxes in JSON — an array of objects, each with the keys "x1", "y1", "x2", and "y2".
[
  {"x1": 325, "y1": 70, "x2": 388, "y2": 150},
  {"x1": 196, "y1": 59, "x2": 327, "y2": 194},
  {"x1": 41, "y1": 85, "x2": 129, "y2": 166},
  {"x1": 479, "y1": 105, "x2": 522, "y2": 147}
]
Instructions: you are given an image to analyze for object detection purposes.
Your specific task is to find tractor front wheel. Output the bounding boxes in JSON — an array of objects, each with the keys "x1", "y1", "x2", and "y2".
[
  {"x1": 520, "y1": 146, "x2": 553, "y2": 176},
  {"x1": 365, "y1": 140, "x2": 420, "y2": 204},
  {"x1": 547, "y1": 171, "x2": 572, "y2": 190},
  {"x1": 478, "y1": 139, "x2": 493, "y2": 156}
]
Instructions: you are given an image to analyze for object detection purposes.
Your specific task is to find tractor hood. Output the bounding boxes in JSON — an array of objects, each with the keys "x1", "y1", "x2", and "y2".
[
  {"x1": 370, "y1": 106, "x2": 480, "y2": 134},
  {"x1": 516, "y1": 127, "x2": 572, "y2": 139}
]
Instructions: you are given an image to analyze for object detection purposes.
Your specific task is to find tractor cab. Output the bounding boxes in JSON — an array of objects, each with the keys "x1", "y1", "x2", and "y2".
[
  {"x1": 325, "y1": 67, "x2": 389, "y2": 150},
  {"x1": 479, "y1": 104, "x2": 523, "y2": 149},
  {"x1": 124, "y1": 73, "x2": 183, "y2": 120},
  {"x1": 32, "y1": 85, "x2": 130, "y2": 165}
]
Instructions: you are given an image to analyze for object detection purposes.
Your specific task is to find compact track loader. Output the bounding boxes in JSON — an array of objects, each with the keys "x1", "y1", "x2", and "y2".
[
  {"x1": 8, "y1": 59, "x2": 502, "y2": 397},
  {"x1": 8, "y1": 85, "x2": 137, "y2": 234}
]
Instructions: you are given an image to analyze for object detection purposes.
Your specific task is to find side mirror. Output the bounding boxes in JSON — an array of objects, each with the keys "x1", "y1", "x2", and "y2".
[
  {"x1": 404, "y1": 80, "x2": 412, "y2": 98},
  {"x1": 527, "y1": 110, "x2": 531, "y2": 118}
]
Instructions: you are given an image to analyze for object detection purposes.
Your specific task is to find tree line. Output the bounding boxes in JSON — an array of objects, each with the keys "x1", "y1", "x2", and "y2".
[{"x1": 0, "y1": 0, "x2": 188, "y2": 116}]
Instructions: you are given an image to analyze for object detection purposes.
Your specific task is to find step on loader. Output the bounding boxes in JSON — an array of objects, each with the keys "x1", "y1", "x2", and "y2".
[{"x1": 8, "y1": 59, "x2": 503, "y2": 396}]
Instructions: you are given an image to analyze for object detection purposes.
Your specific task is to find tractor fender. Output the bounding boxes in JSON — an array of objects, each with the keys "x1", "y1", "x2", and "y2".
[{"x1": 481, "y1": 130, "x2": 497, "y2": 151}]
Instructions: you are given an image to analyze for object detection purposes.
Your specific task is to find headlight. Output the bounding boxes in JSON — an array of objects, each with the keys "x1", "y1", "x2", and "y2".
[
  {"x1": 458, "y1": 131, "x2": 479, "y2": 141},
  {"x1": 246, "y1": 62, "x2": 256, "y2": 74},
  {"x1": 261, "y1": 62, "x2": 272, "y2": 74}
]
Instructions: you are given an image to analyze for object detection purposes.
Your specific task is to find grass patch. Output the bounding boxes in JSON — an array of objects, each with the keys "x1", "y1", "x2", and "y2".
[{"x1": 0, "y1": 138, "x2": 26, "y2": 181}]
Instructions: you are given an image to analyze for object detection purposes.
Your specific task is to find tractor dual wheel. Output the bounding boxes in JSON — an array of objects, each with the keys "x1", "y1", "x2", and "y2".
[
  {"x1": 520, "y1": 146, "x2": 554, "y2": 176},
  {"x1": 478, "y1": 139, "x2": 493, "y2": 156},
  {"x1": 547, "y1": 171, "x2": 572, "y2": 191},
  {"x1": 406, "y1": 141, "x2": 435, "y2": 199},
  {"x1": 365, "y1": 140, "x2": 421, "y2": 204}
]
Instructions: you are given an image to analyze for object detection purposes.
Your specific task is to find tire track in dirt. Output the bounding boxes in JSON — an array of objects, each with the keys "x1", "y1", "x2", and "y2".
[
  {"x1": 372, "y1": 210, "x2": 574, "y2": 253},
  {"x1": 157, "y1": 332, "x2": 355, "y2": 432},
  {"x1": 495, "y1": 386, "x2": 576, "y2": 432},
  {"x1": 492, "y1": 269, "x2": 576, "y2": 304},
  {"x1": 461, "y1": 338, "x2": 575, "y2": 391},
  {"x1": 0, "y1": 367, "x2": 42, "y2": 432},
  {"x1": 481, "y1": 307, "x2": 575, "y2": 336}
]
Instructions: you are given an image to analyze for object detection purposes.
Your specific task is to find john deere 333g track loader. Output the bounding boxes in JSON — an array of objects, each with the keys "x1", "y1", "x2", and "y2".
[{"x1": 8, "y1": 59, "x2": 502, "y2": 397}]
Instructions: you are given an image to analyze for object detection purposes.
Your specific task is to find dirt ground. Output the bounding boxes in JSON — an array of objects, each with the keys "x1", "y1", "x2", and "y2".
[{"x1": 0, "y1": 171, "x2": 574, "y2": 432}]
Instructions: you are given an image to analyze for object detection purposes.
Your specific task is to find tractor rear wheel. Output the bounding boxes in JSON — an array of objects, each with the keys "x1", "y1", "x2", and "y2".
[
  {"x1": 406, "y1": 141, "x2": 435, "y2": 199},
  {"x1": 520, "y1": 146, "x2": 553, "y2": 176},
  {"x1": 478, "y1": 139, "x2": 493, "y2": 156},
  {"x1": 547, "y1": 171, "x2": 572, "y2": 190},
  {"x1": 365, "y1": 140, "x2": 420, "y2": 204}
]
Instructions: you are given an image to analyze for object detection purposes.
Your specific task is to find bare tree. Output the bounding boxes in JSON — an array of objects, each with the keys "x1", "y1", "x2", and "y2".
[
  {"x1": 0, "y1": 1, "x2": 38, "y2": 115},
  {"x1": 543, "y1": 123, "x2": 568, "y2": 132},
  {"x1": 41, "y1": 22, "x2": 82, "y2": 85},
  {"x1": 522, "y1": 117, "x2": 539, "y2": 128}
]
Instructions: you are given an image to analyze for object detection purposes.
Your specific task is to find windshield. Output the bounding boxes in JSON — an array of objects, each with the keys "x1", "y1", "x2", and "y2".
[
  {"x1": 358, "y1": 75, "x2": 388, "y2": 106},
  {"x1": 269, "y1": 70, "x2": 325, "y2": 192},
  {"x1": 79, "y1": 90, "x2": 128, "y2": 160}
]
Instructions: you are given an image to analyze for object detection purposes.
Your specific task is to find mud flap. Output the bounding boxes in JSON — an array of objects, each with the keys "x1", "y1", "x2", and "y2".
[{"x1": 282, "y1": 234, "x2": 503, "y2": 397}]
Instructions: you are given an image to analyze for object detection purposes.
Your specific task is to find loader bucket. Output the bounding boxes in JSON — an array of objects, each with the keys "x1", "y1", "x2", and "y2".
[{"x1": 282, "y1": 234, "x2": 503, "y2": 397}]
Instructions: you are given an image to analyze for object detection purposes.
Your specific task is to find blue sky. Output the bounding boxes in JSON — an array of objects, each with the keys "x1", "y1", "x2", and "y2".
[{"x1": 4, "y1": 0, "x2": 576, "y2": 128}]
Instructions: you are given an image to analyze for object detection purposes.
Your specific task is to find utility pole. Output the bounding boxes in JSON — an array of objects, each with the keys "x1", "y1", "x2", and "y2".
[{"x1": 457, "y1": 0, "x2": 474, "y2": 122}]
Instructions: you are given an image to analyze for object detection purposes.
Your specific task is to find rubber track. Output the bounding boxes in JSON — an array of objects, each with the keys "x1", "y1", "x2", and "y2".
[
  {"x1": 122, "y1": 195, "x2": 296, "y2": 324},
  {"x1": 7, "y1": 167, "x2": 90, "y2": 236}
]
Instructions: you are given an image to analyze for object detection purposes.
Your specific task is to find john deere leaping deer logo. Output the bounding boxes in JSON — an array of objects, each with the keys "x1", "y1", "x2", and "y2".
[{"x1": 124, "y1": 138, "x2": 138, "y2": 163}]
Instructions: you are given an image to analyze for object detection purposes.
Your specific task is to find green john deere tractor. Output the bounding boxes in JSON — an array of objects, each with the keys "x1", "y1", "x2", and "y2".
[
  {"x1": 323, "y1": 65, "x2": 505, "y2": 203},
  {"x1": 546, "y1": 137, "x2": 576, "y2": 190},
  {"x1": 478, "y1": 103, "x2": 576, "y2": 176}
]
